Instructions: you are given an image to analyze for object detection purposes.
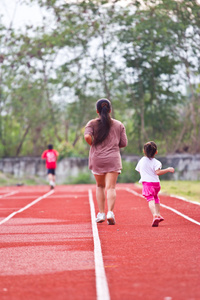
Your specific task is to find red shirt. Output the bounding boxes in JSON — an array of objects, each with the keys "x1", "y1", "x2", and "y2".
[{"x1": 41, "y1": 149, "x2": 59, "y2": 169}]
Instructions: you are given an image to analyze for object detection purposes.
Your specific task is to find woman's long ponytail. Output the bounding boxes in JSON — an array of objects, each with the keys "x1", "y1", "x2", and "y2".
[{"x1": 93, "y1": 99, "x2": 112, "y2": 146}]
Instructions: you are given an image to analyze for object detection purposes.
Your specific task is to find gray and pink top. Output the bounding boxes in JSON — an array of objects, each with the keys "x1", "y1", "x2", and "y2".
[{"x1": 84, "y1": 118, "x2": 128, "y2": 174}]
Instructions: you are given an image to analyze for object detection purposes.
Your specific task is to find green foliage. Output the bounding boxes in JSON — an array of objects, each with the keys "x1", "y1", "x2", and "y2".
[
  {"x1": 66, "y1": 172, "x2": 95, "y2": 184},
  {"x1": 0, "y1": 0, "x2": 200, "y2": 157},
  {"x1": 118, "y1": 160, "x2": 140, "y2": 183}
]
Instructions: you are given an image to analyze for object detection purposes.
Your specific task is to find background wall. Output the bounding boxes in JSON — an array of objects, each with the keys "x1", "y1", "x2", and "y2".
[
  {"x1": 0, "y1": 154, "x2": 200, "y2": 184},
  {"x1": 124, "y1": 154, "x2": 200, "y2": 181}
]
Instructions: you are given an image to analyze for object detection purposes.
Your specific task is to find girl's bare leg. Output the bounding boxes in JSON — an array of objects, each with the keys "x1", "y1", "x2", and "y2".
[
  {"x1": 148, "y1": 200, "x2": 157, "y2": 217},
  {"x1": 155, "y1": 203, "x2": 160, "y2": 216}
]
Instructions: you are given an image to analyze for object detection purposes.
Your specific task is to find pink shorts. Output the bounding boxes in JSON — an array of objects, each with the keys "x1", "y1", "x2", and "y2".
[{"x1": 142, "y1": 182, "x2": 161, "y2": 203}]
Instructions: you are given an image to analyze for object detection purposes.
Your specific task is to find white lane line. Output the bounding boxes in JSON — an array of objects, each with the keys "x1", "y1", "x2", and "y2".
[
  {"x1": 0, "y1": 191, "x2": 19, "y2": 198},
  {"x1": 2, "y1": 194, "x2": 87, "y2": 200},
  {"x1": 0, "y1": 196, "x2": 37, "y2": 200},
  {"x1": 160, "y1": 203, "x2": 200, "y2": 226},
  {"x1": 169, "y1": 194, "x2": 200, "y2": 206},
  {"x1": 88, "y1": 189, "x2": 110, "y2": 300},
  {"x1": 0, "y1": 190, "x2": 54, "y2": 226},
  {"x1": 126, "y1": 188, "x2": 200, "y2": 226},
  {"x1": 125, "y1": 188, "x2": 141, "y2": 197}
]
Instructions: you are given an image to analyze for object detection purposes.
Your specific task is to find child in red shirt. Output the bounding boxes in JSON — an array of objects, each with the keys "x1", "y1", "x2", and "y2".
[{"x1": 41, "y1": 144, "x2": 59, "y2": 189}]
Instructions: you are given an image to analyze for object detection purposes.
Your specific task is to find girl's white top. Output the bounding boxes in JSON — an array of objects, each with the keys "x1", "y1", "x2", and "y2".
[{"x1": 135, "y1": 156, "x2": 162, "y2": 183}]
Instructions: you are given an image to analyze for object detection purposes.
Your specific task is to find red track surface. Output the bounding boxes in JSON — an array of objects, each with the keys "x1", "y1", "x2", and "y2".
[{"x1": 0, "y1": 184, "x2": 199, "y2": 300}]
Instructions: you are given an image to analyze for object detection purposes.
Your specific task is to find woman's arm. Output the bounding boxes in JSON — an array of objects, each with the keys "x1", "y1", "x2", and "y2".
[
  {"x1": 84, "y1": 134, "x2": 92, "y2": 146},
  {"x1": 155, "y1": 167, "x2": 174, "y2": 176},
  {"x1": 119, "y1": 125, "x2": 128, "y2": 148}
]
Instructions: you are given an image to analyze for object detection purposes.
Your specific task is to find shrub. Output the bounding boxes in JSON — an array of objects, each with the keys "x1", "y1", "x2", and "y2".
[
  {"x1": 66, "y1": 172, "x2": 95, "y2": 184},
  {"x1": 118, "y1": 160, "x2": 140, "y2": 183}
]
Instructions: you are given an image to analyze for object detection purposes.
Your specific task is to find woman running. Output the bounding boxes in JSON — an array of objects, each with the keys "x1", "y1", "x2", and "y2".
[{"x1": 84, "y1": 98, "x2": 127, "y2": 225}]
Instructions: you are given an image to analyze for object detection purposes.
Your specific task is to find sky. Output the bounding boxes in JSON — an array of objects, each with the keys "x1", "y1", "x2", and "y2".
[
  {"x1": 1, "y1": 0, "x2": 200, "y2": 29},
  {"x1": 0, "y1": 0, "x2": 44, "y2": 29},
  {"x1": 0, "y1": 0, "x2": 135, "y2": 29}
]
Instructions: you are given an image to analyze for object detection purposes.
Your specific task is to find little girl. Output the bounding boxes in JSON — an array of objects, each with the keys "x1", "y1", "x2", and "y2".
[{"x1": 135, "y1": 141, "x2": 175, "y2": 227}]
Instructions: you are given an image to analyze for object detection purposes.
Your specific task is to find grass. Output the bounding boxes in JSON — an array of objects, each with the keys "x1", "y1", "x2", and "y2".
[
  {"x1": 160, "y1": 180, "x2": 200, "y2": 203},
  {"x1": 0, "y1": 172, "x2": 47, "y2": 186}
]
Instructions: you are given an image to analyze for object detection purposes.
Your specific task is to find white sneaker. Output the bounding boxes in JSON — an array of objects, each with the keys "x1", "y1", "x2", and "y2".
[
  {"x1": 96, "y1": 212, "x2": 106, "y2": 223},
  {"x1": 107, "y1": 211, "x2": 115, "y2": 225}
]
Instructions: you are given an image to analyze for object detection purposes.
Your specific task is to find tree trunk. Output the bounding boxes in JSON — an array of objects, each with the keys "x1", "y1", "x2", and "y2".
[{"x1": 16, "y1": 125, "x2": 30, "y2": 156}]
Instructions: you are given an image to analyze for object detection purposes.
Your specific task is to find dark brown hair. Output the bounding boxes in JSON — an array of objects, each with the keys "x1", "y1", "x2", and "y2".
[
  {"x1": 93, "y1": 98, "x2": 112, "y2": 146},
  {"x1": 144, "y1": 141, "x2": 157, "y2": 158}
]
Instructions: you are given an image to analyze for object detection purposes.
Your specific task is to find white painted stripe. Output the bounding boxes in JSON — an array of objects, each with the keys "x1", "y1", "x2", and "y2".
[
  {"x1": 88, "y1": 189, "x2": 110, "y2": 300},
  {"x1": 125, "y1": 188, "x2": 143, "y2": 197},
  {"x1": 160, "y1": 203, "x2": 200, "y2": 226},
  {"x1": 0, "y1": 190, "x2": 54, "y2": 225},
  {"x1": 0, "y1": 191, "x2": 19, "y2": 198},
  {"x1": 2, "y1": 194, "x2": 87, "y2": 200},
  {"x1": 125, "y1": 188, "x2": 200, "y2": 226},
  {"x1": 169, "y1": 194, "x2": 200, "y2": 206},
  {"x1": 0, "y1": 196, "x2": 37, "y2": 200}
]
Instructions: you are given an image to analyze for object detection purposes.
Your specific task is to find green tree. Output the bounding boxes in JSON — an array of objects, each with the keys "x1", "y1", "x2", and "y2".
[
  {"x1": 114, "y1": 1, "x2": 184, "y2": 153},
  {"x1": 0, "y1": 0, "x2": 199, "y2": 157}
]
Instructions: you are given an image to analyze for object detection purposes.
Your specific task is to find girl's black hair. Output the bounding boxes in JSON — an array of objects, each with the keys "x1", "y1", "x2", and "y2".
[
  {"x1": 144, "y1": 141, "x2": 157, "y2": 158},
  {"x1": 93, "y1": 98, "x2": 112, "y2": 146}
]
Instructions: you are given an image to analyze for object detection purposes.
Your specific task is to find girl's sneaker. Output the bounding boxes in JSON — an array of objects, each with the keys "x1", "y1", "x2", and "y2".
[
  {"x1": 96, "y1": 212, "x2": 105, "y2": 223},
  {"x1": 152, "y1": 215, "x2": 160, "y2": 227},
  {"x1": 107, "y1": 211, "x2": 115, "y2": 225},
  {"x1": 158, "y1": 216, "x2": 164, "y2": 222}
]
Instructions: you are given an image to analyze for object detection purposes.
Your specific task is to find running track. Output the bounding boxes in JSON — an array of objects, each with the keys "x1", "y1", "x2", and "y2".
[{"x1": 0, "y1": 184, "x2": 199, "y2": 300}]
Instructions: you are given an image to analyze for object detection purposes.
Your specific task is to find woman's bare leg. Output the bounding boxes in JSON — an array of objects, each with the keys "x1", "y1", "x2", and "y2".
[
  {"x1": 105, "y1": 172, "x2": 119, "y2": 211},
  {"x1": 94, "y1": 174, "x2": 106, "y2": 213}
]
